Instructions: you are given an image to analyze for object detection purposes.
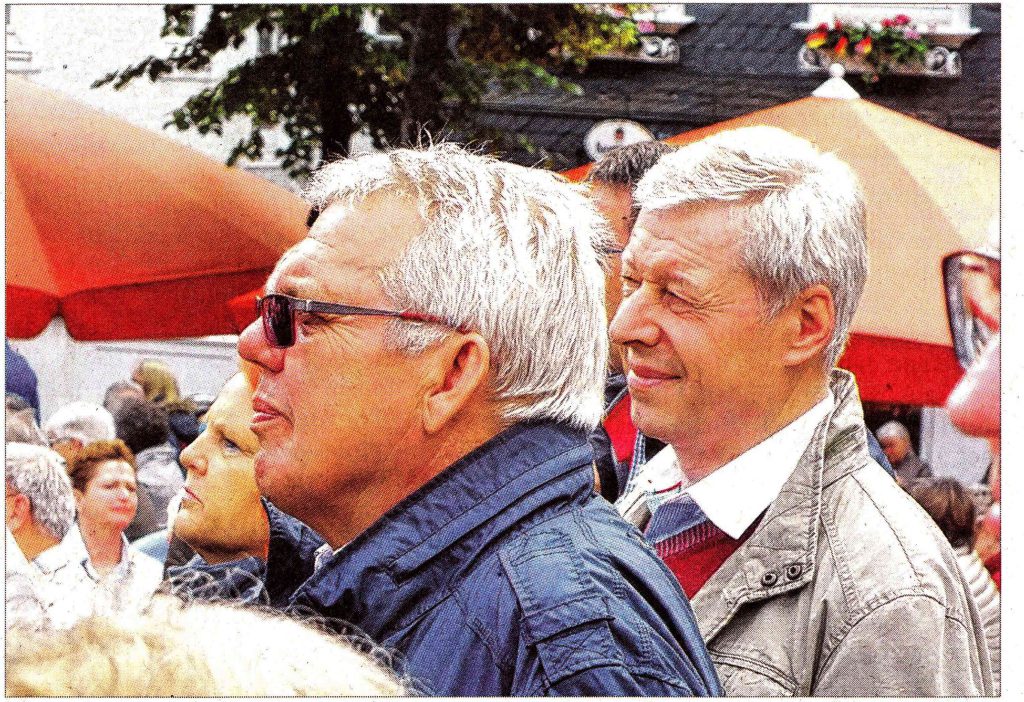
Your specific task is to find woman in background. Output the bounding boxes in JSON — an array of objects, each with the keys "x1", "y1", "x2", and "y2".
[
  {"x1": 132, "y1": 359, "x2": 201, "y2": 450},
  {"x1": 52, "y1": 440, "x2": 163, "y2": 625}
]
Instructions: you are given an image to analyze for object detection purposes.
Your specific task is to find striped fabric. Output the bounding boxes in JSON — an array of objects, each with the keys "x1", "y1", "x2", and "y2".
[
  {"x1": 654, "y1": 521, "x2": 723, "y2": 560},
  {"x1": 956, "y1": 546, "x2": 1001, "y2": 693}
]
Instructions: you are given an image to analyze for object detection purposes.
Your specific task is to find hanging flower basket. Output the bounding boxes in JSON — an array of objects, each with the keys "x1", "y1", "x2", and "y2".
[{"x1": 802, "y1": 14, "x2": 944, "y2": 83}]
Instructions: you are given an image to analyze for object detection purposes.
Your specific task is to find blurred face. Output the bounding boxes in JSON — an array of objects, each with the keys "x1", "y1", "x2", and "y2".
[
  {"x1": 878, "y1": 435, "x2": 910, "y2": 465},
  {"x1": 946, "y1": 253, "x2": 1000, "y2": 452},
  {"x1": 77, "y1": 460, "x2": 137, "y2": 532},
  {"x1": 591, "y1": 183, "x2": 633, "y2": 373},
  {"x1": 175, "y1": 374, "x2": 267, "y2": 562},
  {"x1": 237, "y1": 194, "x2": 439, "y2": 541},
  {"x1": 610, "y1": 202, "x2": 790, "y2": 455}
]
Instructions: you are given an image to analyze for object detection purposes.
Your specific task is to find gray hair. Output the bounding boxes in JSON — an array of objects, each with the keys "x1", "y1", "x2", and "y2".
[
  {"x1": 635, "y1": 126, "x2": 868, "y2": 367},
  {"x1": 303, "y1": 144, "x2": 610, "y2": 429},
  {"x1": 103, "y1": 380, "x2": 145, "y2": 415},
  {"x1": 876, "y1": 420, "x2": 911, "y2": 443},
  {"x1": 42, "y1": 402, "x2": 116, "y2": 446},
  {"x1": 6, "y1": 408, "x2": 47, "y2": 446},
  {"x1": 5, "y1": 443, "x2": 76, "y2": 541}
]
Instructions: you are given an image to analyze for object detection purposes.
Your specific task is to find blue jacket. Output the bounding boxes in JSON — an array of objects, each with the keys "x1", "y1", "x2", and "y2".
[
  {"x1": 6, "y1": 341, "x2": 40, "y2": 422},
  {"x1": 273, "y1": 420, "x2": 720, "y2": 696}
]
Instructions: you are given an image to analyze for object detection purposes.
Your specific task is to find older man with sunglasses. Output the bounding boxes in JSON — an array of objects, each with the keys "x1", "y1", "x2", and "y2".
[{"x1": 229, "y1": 145, "x2": 720, "y2": 697}]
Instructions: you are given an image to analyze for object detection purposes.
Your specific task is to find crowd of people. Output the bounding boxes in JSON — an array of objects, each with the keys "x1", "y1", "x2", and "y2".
[{"x1": 5, "y1": 130, "x2": 1001, "y2": 696}]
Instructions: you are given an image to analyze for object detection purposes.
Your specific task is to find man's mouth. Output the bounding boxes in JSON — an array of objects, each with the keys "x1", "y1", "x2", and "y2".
[
  {"x1": 627, "y1": 363, "x2": 680, "y2": 390},
  {"x1": 181, "y1": 486, "x2": 203, "y2": 506},
  {"x1": 251, "y1": 396, "x2": 286, "y2": 431}
]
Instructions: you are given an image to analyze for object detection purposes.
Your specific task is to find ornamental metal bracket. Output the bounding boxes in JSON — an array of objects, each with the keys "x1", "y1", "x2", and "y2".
[
  {"x1": 798, "y1": 46, "x2": 961, "y2": 78},
  {"x1": 593, "y1": 35, "x2": 681, "y2": 64}
]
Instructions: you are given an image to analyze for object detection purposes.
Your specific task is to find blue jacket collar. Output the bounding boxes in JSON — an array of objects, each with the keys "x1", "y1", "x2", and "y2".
[{"x1": 292, "y1": 420, "x2": 593, "y2": 638}]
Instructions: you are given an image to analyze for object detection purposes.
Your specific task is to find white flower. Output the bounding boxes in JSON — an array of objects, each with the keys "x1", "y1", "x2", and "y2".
[{"x1": 870, "y1": 22, "x2": 882, "y2": 32}]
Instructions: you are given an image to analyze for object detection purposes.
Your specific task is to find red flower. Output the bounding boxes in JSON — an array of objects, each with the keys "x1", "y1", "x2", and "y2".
[
  {"x1": 881, "y1": 18, "x2": 893, "y2": 28},
  {"x1": 817, "y1": 22, "x2": 829, "y2": 32},
  {"x1": 806, "y1": 31, "x2": 828, "y2": 49},
  {"x1": 833, "y1": 19, "x2": 843, "y2": 31},
  {"x1": 854, "y1": 36, "x2": 872, "y2": 55},
  {"x1": 834, "y1": 35, "x2": 849, "y2": 56},
  {"x1": 894, "y1": 14, "x2": 911, "y2": 26}
]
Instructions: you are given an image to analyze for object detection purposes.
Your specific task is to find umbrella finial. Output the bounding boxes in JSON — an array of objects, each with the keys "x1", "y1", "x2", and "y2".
[{"x1": 812, "y1": 62, "x2": 861, "y2": 100}]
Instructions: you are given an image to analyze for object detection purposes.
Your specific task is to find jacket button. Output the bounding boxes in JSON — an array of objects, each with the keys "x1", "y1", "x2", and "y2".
[
  {"x1": 785, "y1": 563, "x2": 803, "y2": 580},
  {"x1": 761, "y1": 570, "x2": 779, "y2": 587}
]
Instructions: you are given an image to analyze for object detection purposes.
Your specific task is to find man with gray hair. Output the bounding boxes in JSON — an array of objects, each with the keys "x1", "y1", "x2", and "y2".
[
  {"x1": 5, "y1": 443, "x2": 75, "y2": 561},
  {"x1": 233, "y1": 144, "x2": 720, "y2": 696},
  {"x1": 876, "y1": 419, "x2": 932, "y2": 488},
  {"x1": 613, "y1": 126, "x2": 991, "y2": 695},
  {"x1": 41, "y1": 402, "x2": 116, "y2": 465}
]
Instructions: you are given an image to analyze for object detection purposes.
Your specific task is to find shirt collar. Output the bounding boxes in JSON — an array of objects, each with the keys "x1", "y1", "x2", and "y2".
[
  {"x1": 57, "y1": 522, "x2": 132, "y2": 581},
  {"x1": 688, "y1": 391, "x2": 834, "y2": 538},
  {"x1": 658, "y1": 391, "x2": 835, "y2": 539}
]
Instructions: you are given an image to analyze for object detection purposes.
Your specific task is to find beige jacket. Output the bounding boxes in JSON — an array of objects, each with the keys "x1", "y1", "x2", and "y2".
[{"x1": 689, "y1": 370, "x2": 994, "y2": 696}]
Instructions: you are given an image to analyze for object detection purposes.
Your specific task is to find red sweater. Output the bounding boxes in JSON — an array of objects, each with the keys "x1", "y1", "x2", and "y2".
[{"x1": 658, "y1": 518, "x2": 761, "y2": 599}]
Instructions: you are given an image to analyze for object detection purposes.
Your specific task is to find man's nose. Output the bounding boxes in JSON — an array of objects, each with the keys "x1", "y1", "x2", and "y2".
[
  {"x1": 238, "y1": 319, "x2": 285, "y2": 374},
  {"x1": 610, "y1": 284, "x2": 661, "y2": 349},
  {"x1": 179, "y1": 441, "x2": 206, "y2": 476}
]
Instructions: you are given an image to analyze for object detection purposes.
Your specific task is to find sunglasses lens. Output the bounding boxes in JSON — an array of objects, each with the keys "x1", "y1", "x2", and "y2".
[
  {"x1": 261, "y1": 295, "x2": 294, "y2": 348},
  {"x1": 944, "y1": 254, "x2": 1000, "y2": 369}
]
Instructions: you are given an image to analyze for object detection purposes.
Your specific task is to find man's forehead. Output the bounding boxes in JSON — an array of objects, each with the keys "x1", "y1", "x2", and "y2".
[
  {"x1": 627, "y1": 203, "x2": 744, "y2": 277},
  {"x1": 265, "y1": 239, "x2": 332, "y2": 296}
]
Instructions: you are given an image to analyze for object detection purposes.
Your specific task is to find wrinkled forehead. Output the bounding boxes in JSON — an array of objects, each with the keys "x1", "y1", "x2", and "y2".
[
  {"x1": 625, "y1": 203, "x2": 746, "y2": 280},
  {"x1": 266, "y1": 196, "x2": 424, "y2": 299}
]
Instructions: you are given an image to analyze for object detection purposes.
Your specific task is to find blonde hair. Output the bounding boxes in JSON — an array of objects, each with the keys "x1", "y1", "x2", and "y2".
[
  {"x1": 133, "y1": 359, "x2": 197, "y2": 414},
  {"x1": 5, "y1": 596, "x2": 407, "y2": 696}
]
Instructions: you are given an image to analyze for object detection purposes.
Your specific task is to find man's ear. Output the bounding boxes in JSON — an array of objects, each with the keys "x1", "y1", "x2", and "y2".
[
  {"x1": 423, "y1": 333, "x2": 491, "y2": 435},
  {"x1": 780, "y1": 284, "x2": 836, "y2": 367},
  {"x1": 6, "y1": 493, "x2": 32, "y2": 532}
]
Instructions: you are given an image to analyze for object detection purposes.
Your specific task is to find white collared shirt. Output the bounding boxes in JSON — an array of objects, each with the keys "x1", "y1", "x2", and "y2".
[
  {"x1": 617, "y1": 392, "x2": 835, "y2": 538},
  {"x1": 30, "y1": 523, "x2": 163, "y2": 629}
]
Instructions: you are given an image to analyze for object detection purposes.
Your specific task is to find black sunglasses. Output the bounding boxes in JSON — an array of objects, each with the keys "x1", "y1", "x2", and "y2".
[{"x1": 256, "y1": 293, "x2": 460, "y2": 349}]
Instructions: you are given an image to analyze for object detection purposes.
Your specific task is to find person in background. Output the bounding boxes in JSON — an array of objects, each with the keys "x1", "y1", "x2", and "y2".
[
  {"x1": 112, "y1": 395, "x2": 184, "y2": 538},
  {"x1": 942, "y1": 222, "x2": 1000, "y2": 587},
  {"x1": 41, "y1": 401, "x2": 116, "y2": 465},
  {"x1": 6, "y1": 394, "x2": 47, "y2": 445},
  {"x1": 6, "y1": 596, "x2": 407, "y2": 696},
  {"x1": 876, "y1": 419, "x2": 932, "y2": 489},
  {"x1": 51, "y1": 439, "x2": 163, "y2": 626},
  {"x1": 237, "y1": 144, "x2": 720, "y2": 696},
  {"x1": 586, "y1": 141, "x2": 673, "y2": 500},
  {"x1": 132, "y1": 359, "x2": 202, "y2": 450},
  {"x1": 611, "y1": 126, "x2": 992, "y2": 695},
  {"x1": 6, "y1": 340, "x2": 40, "y2": 422},
  {"x1": 102, "y1": 379, "x2": 145, "y2": 417},
  {"x1": 5, "y1": 444, "x2": 77, "y2": 629},
  {"x1": 909, "y1": 476, "x2": 999, "y2": 692},
  {"x1": 5, "y1": 443, "x2": 75, "y2": 562},
  {"x1": 168, "y1": 368, "x2": 321, "y2": 606}
]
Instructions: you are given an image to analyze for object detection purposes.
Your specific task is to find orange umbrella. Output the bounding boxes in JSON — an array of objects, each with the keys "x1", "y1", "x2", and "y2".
[
  {"x1": 565, "y1": 96, "x2": 998, "y2": 406},
  {"x1": 5, "y1": 75, "x2": 308, "y2": 341}
]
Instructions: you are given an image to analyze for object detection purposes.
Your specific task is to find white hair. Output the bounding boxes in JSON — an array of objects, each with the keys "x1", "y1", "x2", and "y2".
[
  {"x1": 635, "y1": 126, "x2": 868, "y2": 368},
  {"x1": 42, "y1": 402, "x2": 116, "y2": 446},
  {"x1": 5, "y1": 596, "x2": 407, "y2": 695},
  {"x1": 876, "y1": 420, "x2": 911, "y2": 443},
  {"x1": 304, "y1": 144, "x2": 611, "y2": 429},
  {"x1": 5, "y1": 443, "x2": 76, "y2": 540}
]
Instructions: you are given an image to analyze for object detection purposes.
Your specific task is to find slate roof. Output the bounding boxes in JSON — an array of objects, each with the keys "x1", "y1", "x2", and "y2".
[{"x1": 479, "y1": 4, "x2": 1000, "y2": 168}]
